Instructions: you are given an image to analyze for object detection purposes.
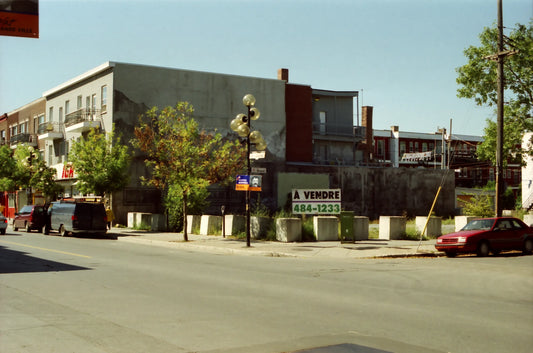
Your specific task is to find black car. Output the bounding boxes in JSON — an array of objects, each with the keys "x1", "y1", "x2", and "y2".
[{"x1": 45, "y1": 201, "x2": 107, "y2": 237}]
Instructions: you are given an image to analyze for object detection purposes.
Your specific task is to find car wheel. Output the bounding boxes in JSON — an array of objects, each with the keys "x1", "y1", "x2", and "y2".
[
  {"x1": 0, "y1": 229, "x2": 5, "y2": 235},
  {"x1": 523, "y1": 238, "x2": 533, "y2": 255},
  {"x1": 444, "y1": 251, "x2": 457, "y2": 258},
  {"x1": 26, "y1": 223, "x2": 32, "y2": 233},
  {"x1": 59, "y1": 225, "x2": 68, "y2": 237},
  {"x1": 477, "y1": 241, "x2": 490, "y2": 257}
]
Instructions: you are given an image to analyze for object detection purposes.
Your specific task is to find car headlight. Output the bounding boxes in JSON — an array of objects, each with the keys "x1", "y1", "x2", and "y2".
[{"x1": 457, "y1": 236, "x2": 467, "y2": 243}]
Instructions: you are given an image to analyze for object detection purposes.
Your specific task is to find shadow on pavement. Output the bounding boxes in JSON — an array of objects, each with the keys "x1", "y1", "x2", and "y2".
[
  {"x1": 0, "y1": 245, "x2": 91, "y2": 274},
  {"x1": 292, "y1": 343, "x2": 391, "y2": 353}
]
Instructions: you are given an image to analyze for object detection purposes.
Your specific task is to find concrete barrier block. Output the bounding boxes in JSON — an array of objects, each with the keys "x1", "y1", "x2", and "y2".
[
  {"x1": 523, "y1": 214, "x2": 533, "y2": 227},
  {"x1": 200, "y1": 215, "x2": 222, "y2": 235},
  {"x1": 127, "y1": 212, "x2": 136, "y2": 228},
  {"x1": 455, "y1": 215, "x2": 477, "y2": 232},
  {"x1": 151, "y1": 214, "x2": 166, "y2": 231},
  {"x1": 379, "y1": 216, "x2": 406, "y2": 240},
  {"x1": 354, "y1": 216, "x2": 369, "y2": 240},
  {"x1": 276, "y1": 218, "x2": 301, "y2": 242},
  {"x1": 224, "y1": 215, "x2": 245, "y2": 236},
  {"x1": 186, "y1": 215, "x2": 201, "y2": 234},
  {"x1": 415, "y1": 216, "x2": 442, "y2": 237},
  {"x1": 251, "y1": 216, "x2": 272, "y2": 240},
  {"x1": 314, "y1": 216, "x2": 339, "y2": 241}
]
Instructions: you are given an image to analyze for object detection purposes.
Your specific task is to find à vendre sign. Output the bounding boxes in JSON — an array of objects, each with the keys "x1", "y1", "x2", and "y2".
[{"x1": 291, "y1": 189, "x2": 341, "y2": 214}]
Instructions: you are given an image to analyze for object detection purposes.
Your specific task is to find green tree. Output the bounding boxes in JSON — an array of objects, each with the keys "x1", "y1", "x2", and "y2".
[
  {"x1": 70, "y1": 127, "x2": 131, "y2": 199},
  {"x1": 456, "y1": 21, "x2": 533, "y2": 166},
  {"x1": 132, "y1": 102, "x2": 245, "y2": 241},
  {"x1": 462, "y1": 193, "x2": 494, "y2": 218},
  {"x1": 0, "y1": 145, "x2": 17, "y2": 191},
  {"x1": 0, "y1": 144, "x2": 62, "y2": 200}
]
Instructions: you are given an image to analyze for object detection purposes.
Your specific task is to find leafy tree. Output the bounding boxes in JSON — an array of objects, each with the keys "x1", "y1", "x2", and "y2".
[
  {"x1": 0, "y1": 144, "x2": 61, "y2": 200},
  {"x1": 456, "y1": 21, "x2": 533, "y2": 166},
  {"x1": 462, "y1": 193, "x2": 494, "y2": 218},
  {"x1": 0, "y1": 145, "x2": 17, "y2": 191},
  {"x1": 132, "y1": 102, "x2": 245, "y2": 241},
  {"x1": 70, "y1": 127, "x2": 131, "y2": 199}
]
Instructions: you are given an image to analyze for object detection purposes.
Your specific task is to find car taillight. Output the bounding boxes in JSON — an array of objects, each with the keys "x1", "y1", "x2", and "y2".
[{"x1": 71, "y1": 215, "x2": 78, "y2": 221}]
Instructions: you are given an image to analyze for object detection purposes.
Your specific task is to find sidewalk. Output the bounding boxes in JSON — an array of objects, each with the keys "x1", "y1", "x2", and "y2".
[{"x1": 111, "y1": 228, "x2": 442, "y2": 259}]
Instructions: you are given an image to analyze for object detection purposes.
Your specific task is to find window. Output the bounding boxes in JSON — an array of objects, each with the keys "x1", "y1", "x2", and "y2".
[
  {"x1": 377, "y1": 140, "x2": 385, "y2": 157},
  {"x1": 91, "y1": 94, "x2": 96, "y2": 111},
  {"x1": 19, "y1": 122, "x2": 27, "y2": 134},
  {"x1": 49, "y1": 107, "x2": 53, "y2": 121},
  {"x1": 86, "y1": 96, "x2": 90, "y2": 110},
  {"x1": 319, "y1": 111, "x2": 326, "y2": 134},
  {"x1": 77, "y1": 95, "x2": 82, "y2": 109},
  {"x1": 59, "y1": 107, "x2": 63, "y2": 123},
  {"x1": 65, "y1": 100, "x2": 70, "y2": 115},
  {"x1": 400, "y1": 141, "x2": 406, "y2": 156},
  {"x1": 48, "y1": 145, "x2": 53, "y2": 165},
  {"x1": 409, "y1": 141, "x2": 414, "y2": 153},
  {"x1": 422, "y1": 142, "x2": 428, "y2": 152},
  {"x1": 11, "y1": 125, "x2": 17, "y2": 135},
  {"x1": 429, "y1": 142, "x2": 434, "y2": 151},
  {"x1": 101, "y1": 85, "x2": 107, "y2": 112},
  {"x1": 414, "y1": 142, "x2": 419, "y2": 152}
]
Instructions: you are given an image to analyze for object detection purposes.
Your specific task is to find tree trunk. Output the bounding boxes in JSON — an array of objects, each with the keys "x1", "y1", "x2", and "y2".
[{"x1": 183, "y1": 192, "x2": 188, "y2": 241}]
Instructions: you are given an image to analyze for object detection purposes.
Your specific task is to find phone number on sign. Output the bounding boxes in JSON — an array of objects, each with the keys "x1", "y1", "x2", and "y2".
[{"x1": 292, "y1": 203, "x2": 341, "y2": 214}]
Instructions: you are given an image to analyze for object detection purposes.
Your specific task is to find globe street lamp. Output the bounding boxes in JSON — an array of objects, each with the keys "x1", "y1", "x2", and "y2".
[{"x1": 230, "y1": 94, "x2": 267, "y2": 247}]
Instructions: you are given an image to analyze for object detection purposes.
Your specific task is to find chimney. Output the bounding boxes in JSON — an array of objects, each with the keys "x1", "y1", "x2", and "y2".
[
  {"x1": 361, "y1": 106, "x2": 374, "y2": 162},
  {"x1": 278, "y1": 68, "x2": 289, "y2": 82}
]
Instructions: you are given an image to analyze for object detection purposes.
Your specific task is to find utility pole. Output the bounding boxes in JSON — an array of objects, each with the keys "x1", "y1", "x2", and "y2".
[{"x1": 495, "y1": 0, "x2": 504, "y2": 217}]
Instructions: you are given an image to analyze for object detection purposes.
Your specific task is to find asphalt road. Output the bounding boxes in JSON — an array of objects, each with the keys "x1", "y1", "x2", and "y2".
[{"x1": 1, "y1": 231, "x2": 532, "y2": 353}]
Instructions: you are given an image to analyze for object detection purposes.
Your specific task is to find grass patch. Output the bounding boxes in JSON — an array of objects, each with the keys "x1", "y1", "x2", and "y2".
[{"x1": 132, "y1": 221, "x2": 151, "y2": 231}]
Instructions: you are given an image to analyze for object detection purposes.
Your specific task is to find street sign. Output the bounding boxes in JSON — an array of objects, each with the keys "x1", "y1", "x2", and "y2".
[
  {"x1": 235, "y1": 175, "x2": 262, "y2": 192},
  {"x1": 251, "y1": 167, "x2": 266, "y2": 174},
  {"x1": 250, "y1": 151, "x2": 265, "y2": 160},
  {"x1": 291, "y1": 189, "x2": 341, "y2": 214}
]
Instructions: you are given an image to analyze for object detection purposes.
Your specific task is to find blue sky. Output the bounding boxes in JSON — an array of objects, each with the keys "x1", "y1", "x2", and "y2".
[{"x1": 1, "y1": 0, "x2": 531, "y2": 136}]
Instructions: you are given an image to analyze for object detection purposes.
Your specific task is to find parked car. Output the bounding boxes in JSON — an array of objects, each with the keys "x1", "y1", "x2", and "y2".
[
  {"x1": 44, "y1": 201, "x2": 107, "y2": 237},
  {"x1": 435, "y1": 217, "x2": 533, "y2": 257},
  {"x1": 0, "y1": 214, "x2": 7, "y2": 235},
  {"x1": 12, "y1": 205, "x2": 47, "y2": 233}
]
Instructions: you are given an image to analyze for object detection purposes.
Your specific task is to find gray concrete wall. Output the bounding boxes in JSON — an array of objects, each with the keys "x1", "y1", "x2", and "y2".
[{"x1": 282, "y1": 165, "x2": 455, "y2": 219}]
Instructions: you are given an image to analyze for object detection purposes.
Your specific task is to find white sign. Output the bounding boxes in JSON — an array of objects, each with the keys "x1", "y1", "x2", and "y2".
[
  {"x1": 250, "y1": 151, "x2": 266, "y2": 160},
  {"x1": 291, "y1": 189, "x2": 341, "y2": 214}
]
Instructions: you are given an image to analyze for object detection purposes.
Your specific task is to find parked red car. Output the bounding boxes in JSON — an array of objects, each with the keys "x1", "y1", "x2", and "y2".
[
  {"x1": 436, "y1": 217, "x2": 533, "y2": 257},
  {"x1": 13, "y1": 205, "x2": 47, "y2": 233}
]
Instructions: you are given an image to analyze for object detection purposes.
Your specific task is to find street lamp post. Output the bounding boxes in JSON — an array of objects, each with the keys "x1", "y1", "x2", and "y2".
[{"x1": 230, "y1": 94, "x2": 267, "y2": 247}]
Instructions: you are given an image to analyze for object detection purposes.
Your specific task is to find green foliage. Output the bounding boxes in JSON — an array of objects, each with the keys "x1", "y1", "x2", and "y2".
[
  {"x1": 165, "y1": 183, "x2": 209, "y2": 231},
  {"x1": 456, "y1": 21, "x2": 533, "y2": 165},
  {"x1": 301, "y1": 216, "x2": 316, "y2": 242},
  {"x1": 70, "y1": 127, "x2": 131, "y2": 198},
  {"x1": 132, "y1": 102, "x2": 245, "y2": 240},
  {"x1": 0, "y1": 144, "x2": 60, "y2": 198},
  {"x1": 462, "y1": 193, "x2": 495, "y2": 217}
]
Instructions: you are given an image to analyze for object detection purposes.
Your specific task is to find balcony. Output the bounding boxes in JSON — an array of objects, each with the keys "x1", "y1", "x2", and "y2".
[
  {"x1": 9, "y1": 133, "x2": 37, "y2": 148},
  {"x1": 64, "y1": 108, "x2": 102, "y2": 133},
  {"x1": 38, "y1": 121, "x2": 64, "y2": 140},
  {"x1": 312, "y1": 123, "x2": 366, "y2": 142}
]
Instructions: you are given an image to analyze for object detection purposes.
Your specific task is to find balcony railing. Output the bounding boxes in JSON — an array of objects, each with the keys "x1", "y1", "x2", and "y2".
[
  {"x1": 9, "y1": 133, "x2": 37, "y2": 146},
  {"x1": 312, "y1": 123, "x2": 366, "y2": 139},
  {"x1": 38, "y1": 121, "x2": 62, "y2": 134},
  {"x1": 64, "y1": 108, "x2": 101, "y2": 127}
]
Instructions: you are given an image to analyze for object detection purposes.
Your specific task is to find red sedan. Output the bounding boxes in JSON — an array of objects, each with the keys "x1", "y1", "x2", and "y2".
[{"x1": 435, "y1": 217, "x2": 533, "y2": 257}]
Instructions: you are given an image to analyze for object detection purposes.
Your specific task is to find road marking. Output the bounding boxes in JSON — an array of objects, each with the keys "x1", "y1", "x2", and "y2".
[{"x1": 0, "y1": 240, "x2": 92, "y2": 258}]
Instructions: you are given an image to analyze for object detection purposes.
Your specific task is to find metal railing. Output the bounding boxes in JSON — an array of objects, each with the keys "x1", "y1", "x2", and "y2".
[
  {"x1": 64, "y1": 108, "x2": 101, "y2": 127},
  {"x1": 38, "y1": 121, "x2": 62, "y2": 134},
  {"x1": 9, "y1": 133, "x2": 37, "y2": 145},
  {"x1": 312, "y1": 123, "x2": 366, "y2": 139}
]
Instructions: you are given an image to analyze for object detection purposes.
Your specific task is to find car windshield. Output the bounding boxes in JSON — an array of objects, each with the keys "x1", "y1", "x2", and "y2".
[
  {"x1": 19, "y1": 206, "x2": 33, "y2": 214},
  {"x1": 461, "y1": 219, "x2": 495, "y2": 231}
]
